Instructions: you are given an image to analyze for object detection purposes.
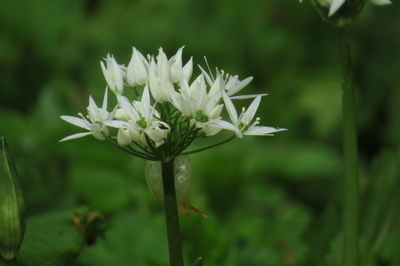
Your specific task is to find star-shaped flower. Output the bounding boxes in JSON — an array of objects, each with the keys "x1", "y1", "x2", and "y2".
[
  {"x1": 211, "y1": 93, "x2": 286, "y2": 138},
  {"x1": 60, "y1": 88, "x2": 115, "y2": 142}
]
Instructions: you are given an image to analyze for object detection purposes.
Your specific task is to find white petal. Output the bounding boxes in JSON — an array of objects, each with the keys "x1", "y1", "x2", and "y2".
[
  {"x1": 202, "y1": 124, "x2": 222, "y2": 136},
  {"x1": 115, "y1": 108, "x2": 128, "y2": 120},
  {"x1": 59, "y1": 132, "x2": 92, "y2": 142},
  {"x1": 207, "y1": 119, "x2": 242, "y2": 138},
  {"x1": 104, "y1": 120, "x2": 132, "y2": 129},
  {"x1": 157, "y1": 48, "x2": 170, "y2": 80},
  {"x1": 145, "y1": 121, "x2": 170, "y2": 143},
  {"x1": 102, "y1": 87, "x2": 109, "y2": 110},
  {"x1": 225, "y1": 75, "x2": 238, "y2": 92},
  {"x1": 242, "y1": 95, "x2": 261, "y2": 124},
  {"x1": 111, "y1": 57, "x2": 124, "y2": 94},
  {"x1": 230, "y1": 93, "x2": 268, "y2": 100},
  {"x1": 100, "y1": 60, "x2": 114, "y2": 91},
  {"x1": 141, "y1": 84, "x2": 150, "y2": 106},
  {"x1": 87, "y1": 95, "x2": 100, "y2": 121},
  {"x1": 117, "y1": 95, "x2": 139, "y2": 121},
  {"x1": 209, "y1": 76, "x2": 222, "y2": 99},
  {"x1": 170, "y1": 46, "x2": 183, "y2": 82},
  {"x1": 127, "y1": 47, "x2": 148, "y2": 86},
  {"x1": 222, "y1": 92, "x2": 238, "y2": 124},
  {"x1": 117, "y1": 128, "x2": 132, "y2": 146},
  {"x1": 198, "y1": 64, "x2": 214, "y2": 86},
  {"x1": 245, "y1": 126, "x2": 286, "y2": 136},
  {"x1": 227, "y1": 76, "x2": 253, "y2": 96},
  {"x1": 60, "y1": 115, "x2": 91, "y2": 130},
  {"x1": 182, "y1": 57, "x2": 193, "y2": 82},
  {"x1": 329, "y1": 0, "x2": 346, "y2": 16}
]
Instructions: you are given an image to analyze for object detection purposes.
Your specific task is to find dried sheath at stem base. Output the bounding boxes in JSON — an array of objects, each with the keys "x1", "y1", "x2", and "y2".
[{"x1": 145, "y1": 155, "x2": 207, "y2": 217}]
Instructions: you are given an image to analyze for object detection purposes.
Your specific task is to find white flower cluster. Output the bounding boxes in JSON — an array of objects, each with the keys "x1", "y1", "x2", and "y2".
[
  {"x1": 60, "y1": 47, "x2": 285, "y2": 160},
  {"x1": 300, "y1": 0, "x2": 391, "y2": 16}
]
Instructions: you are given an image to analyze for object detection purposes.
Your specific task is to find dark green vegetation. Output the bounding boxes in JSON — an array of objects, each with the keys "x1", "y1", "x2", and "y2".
[{"x1": 0, "y1": 0, "x2": 399, "y2": 265}]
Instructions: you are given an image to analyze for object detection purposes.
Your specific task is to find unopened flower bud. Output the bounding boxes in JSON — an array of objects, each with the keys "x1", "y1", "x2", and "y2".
[
  {"x1": 0, "y1": 137, "x2": 26, "y2": 261},
  {"x1": 127, "y1": 47, "x2": 148, "y2": 87},
  {"x1": 100, "y1": 54, "x2": 125, "y2": 95},
  {"x1": 170, "y1": 47, "x2": 184, "y2": 83},
  {"x1": 117, "y1": 128, "x2": 132, "y2": 146}
]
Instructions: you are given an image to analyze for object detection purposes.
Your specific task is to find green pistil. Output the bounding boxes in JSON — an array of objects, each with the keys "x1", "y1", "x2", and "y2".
[
  {"x1": 136, "y1": 117, "x2": 147, "y2": 129},
  {"x1": 195, "y1": 110, "x2": 208, "y2": 123}
]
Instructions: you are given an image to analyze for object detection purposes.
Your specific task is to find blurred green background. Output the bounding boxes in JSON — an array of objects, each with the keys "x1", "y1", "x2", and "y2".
[{"x1": 0, "y1": 0, "x2": 399, "y2": 265}]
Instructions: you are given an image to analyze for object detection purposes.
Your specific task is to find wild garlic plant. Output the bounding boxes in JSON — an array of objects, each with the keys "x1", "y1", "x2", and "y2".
[{"x1": 60, "y1": 47, "x2": 285, "y2": 266}]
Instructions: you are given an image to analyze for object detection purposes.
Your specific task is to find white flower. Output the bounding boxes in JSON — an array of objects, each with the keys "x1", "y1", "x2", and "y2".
[
  {"x1": 199, "y1": 66, "x2": 265, "y2": 100},
  {"x1": 100, "y1": 54, "x2": 125, "y2": 94},
  {"x1": 106, "y1": 86, "x2": 171, "y2": 147},
  {"x1": 171, "y1": 74, "x2": 224, "y2": 136},
  {"x1": 169, "y1": 47, "x2": 193, "y2": 84},
  {"x1": 170, "y1": 47, "x2": 184, "y2": 83},
  {"x1": 61, "y1": 46, "x2": 286, "y2": 157},
  {"x1": 300, "y1": 0, "x2": 391, "y2": 16},
  {"x1": 148, "y1": 53, "x2": 175, "y2": 103},
  {"x1": 127, "y1": 47, "x2": 148, "y2": 87},
  {"x1": 60, "y1": 88, "x2": 115, "y2": 142},
  {"x1": 211, "y1": 93, "x2": 285, "y2": 138},
  {"x1": 224, "y1": 75, "x2": 254, "y2": 98}
]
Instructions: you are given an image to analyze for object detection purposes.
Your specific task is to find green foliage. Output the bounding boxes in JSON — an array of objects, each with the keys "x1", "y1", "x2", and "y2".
[
  {"x1": 77, "y1": 210, "x2": 167, "y2": 266},
  {"x1": 17, "y1": 208, "x2": 86, "y2": 266}
]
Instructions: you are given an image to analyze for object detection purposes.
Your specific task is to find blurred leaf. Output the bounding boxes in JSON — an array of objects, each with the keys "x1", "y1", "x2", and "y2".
[
  {"x1": 78, "y1": 210, "x2": 167, "y2": 266},
  {"x1": 17, "y1": 208, "x2": 86, "y2": 266},
  {"x1": 297, "y1": 72, "x2": 341, "y2": 137},
  {"x1": 68, "y1": 164, "x2": 135, "y2": 213},
  {"x1": 325, "y1": 235, "x2": 377, "y2": 266},
  {"x1": 379, "y1": 225, "x2": 400, "y2": 265},
  {"x1": 0, "y1": 110, "x2": 28, "y2": 143},
  {"x1": 306, "y1": 206, "x2": 339, "y2": 265},
  {"x1": 361, "y1": 150, "x2": 400, "y2": 265}
]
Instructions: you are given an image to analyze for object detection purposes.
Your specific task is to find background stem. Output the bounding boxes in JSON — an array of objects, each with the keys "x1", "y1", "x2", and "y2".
[
  {"x1": 339, "y1": 27, "x2": 359, "y2": 266},
  {"x1": 161, "y1": 159, "x2": 184, "y2": 266}
]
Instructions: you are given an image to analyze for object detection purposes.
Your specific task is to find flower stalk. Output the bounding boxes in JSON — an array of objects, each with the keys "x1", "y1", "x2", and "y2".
[
  {"x1": 161, "y1": 159, "x2": 184, "y2": 266},
  {"x1": 339, "y1": 27, "x2": 359, "y2": 266}
]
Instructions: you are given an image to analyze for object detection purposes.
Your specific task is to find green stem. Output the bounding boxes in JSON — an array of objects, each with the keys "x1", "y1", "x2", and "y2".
[
  {"x1": 116, "y1": 145, "x2": 156, "y2": 160},
  {"x1": 161, "y1": 159, "x2": 184, "y2": 266},
  {"x1": 180, "y1": 135, "x2": 236, "y2": 155},
  {"x1": 339, "y1": 27, "x2": 359, "y2": 266}
]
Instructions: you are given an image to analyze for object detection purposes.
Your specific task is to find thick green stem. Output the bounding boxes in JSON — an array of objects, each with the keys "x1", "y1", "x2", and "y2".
[
  {"x1": 339, "y1": 27, "x2": 359, "y2": 266},
  {"x1": 161, "y1": 159, "x2": 184, "y2": 266}
]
